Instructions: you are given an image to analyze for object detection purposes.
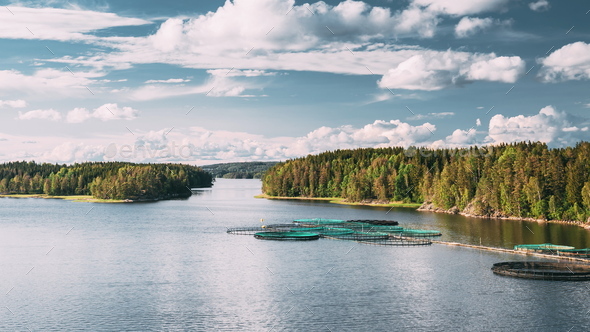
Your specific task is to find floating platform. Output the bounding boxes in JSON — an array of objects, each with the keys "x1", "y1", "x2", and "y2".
[
  {"x1": 514, "y1": 243, "x2": 575, "y2": 253},
  {"x1": 492, "y1": 261, "x2": 590, "y2": 281},
  {"x1": 254, "y1": 231, "x2": 320, "y2": 241},
  {"x1": 555, "y1": 248, "x2": 590, "y2": 258}
]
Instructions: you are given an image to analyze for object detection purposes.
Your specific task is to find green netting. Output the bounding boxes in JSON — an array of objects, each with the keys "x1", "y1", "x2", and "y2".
[
  {"x1": 556, "y1": 248, "x2": 590, "y2": 252},
  {"x1": 556, "y1": 248, "x2": 590, "y2": 258},
  {"x1": 254, "y1": 231, "x2": 320, "y2": 240},
  {"x1": 293, "y1": 218, "x2": 346, "y2": 225},
  {"x1": 331, "y1": 222, "x2": 373, "y2": 230},
  {"x1": 347, "y1": 219, "x2": 399, "y2": 226},
  {"x1": 227, "y1": 227, "x2": 270, "y2": 235},
  {"x1": 326, "y1": 231, "x2": 390, "y2": 241},
  {"x1": 318, "y1": 228, "x2": 355, "y2": 237},
  {"x1": 400, "y1": 229, "x2": 442, "y2": 237},
  {"x1": 492, "y1": 261, "x2": 590, "y2": 281},
  {"x1": 262, "y1": 223, "x2": 303, "y2": 229},
  {"x1": 230, "y1": 219, "x2": 432, "y2": 247},
  {"x1": 358, "y1": 237, "x2": 432, "y2": 246},
  {"x1": 514, "y1": 243, "x2": 575, "y2": 251},
  {"x1": 361, "y1": 225, "x2": 404, "y2": 233},
  {"x1": 290, "y1": 227, "x2": 355, "y2": 237},
  {"x1": 290, "y1": 227, "x2": 325, "y2": 232}
]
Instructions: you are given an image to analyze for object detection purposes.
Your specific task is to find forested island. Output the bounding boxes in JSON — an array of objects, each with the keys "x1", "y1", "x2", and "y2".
[
  {"x1": 0, "y1": 161, "x2": 213, "y2": 201},
  {"x1": 262, "y1": 142, "x2": 590, "y2": 224},
  {"x1": 202, "y1": 161, "x2": 278, "y2": 179}
]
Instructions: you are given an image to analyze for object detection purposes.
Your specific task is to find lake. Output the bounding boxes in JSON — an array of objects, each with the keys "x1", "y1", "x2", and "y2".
[{"x1": 1, "y1": 179, "x2": 589, "y2": 331}]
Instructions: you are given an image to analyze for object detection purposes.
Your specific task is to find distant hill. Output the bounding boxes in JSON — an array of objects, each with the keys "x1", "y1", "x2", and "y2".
[{"x1": 202, "y1": 161, "x2": 279, "y2": 179}]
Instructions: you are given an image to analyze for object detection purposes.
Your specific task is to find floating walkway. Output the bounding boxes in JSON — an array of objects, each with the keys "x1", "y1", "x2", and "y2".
[
  {"x1": 514, "y1": 243, "x2": 575, "y2": 253},
  {"x1": 433, "y1": 240, "x2": 590, "y2": 263}
]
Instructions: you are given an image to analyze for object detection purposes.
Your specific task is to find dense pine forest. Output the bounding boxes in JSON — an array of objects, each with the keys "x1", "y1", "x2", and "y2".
[
  {"x1": 262, "y1": 142, "x2": 590, "y2": 222},
  {"x1": 0, "y1": 161, "x2": 213, "y2": 200},
  {"x1": 202, "y1": 161, "x2": 278, "y2": 179}
]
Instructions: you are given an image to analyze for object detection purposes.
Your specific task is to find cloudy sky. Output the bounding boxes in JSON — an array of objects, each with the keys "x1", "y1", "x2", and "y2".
[{"x1": 0, "y1": 0, "x2": 589, "y2": 164}]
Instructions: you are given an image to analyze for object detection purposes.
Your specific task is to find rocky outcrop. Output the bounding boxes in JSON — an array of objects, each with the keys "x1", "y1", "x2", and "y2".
[{"x1": 417, "y1": 201, "x2": 590, "y2": 229}]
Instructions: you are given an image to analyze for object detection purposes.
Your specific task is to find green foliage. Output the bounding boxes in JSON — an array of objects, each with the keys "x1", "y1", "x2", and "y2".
[
  {"x1": 202, "y1": 162, "x2": 278, "y2": 179},
  {"x1": 262, "y1": 142, "x2": 590, "y2": 222},
  {"x1": 0, "y1": 161, "x2": 213, "y2": 200}
]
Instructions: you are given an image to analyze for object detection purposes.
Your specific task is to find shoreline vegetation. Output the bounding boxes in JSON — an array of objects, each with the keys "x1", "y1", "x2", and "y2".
[
  {"x1": 202, "y1": 161, "x2": 278, "y2": 179},
  {"x1": 261, "y1": 142, "x2": 590, "y2": 229},
  {"x1": 417, "y1": 202, "x2": 590, "y2": 229},
  {"x1": 254, "y1": 194, "x2": 421, "y2": 208},
  {"x1": 0, "y1": 193, "x2": 125, "y2": 203},
  {"x1": 0, "y1": 161, "x2": 213, "y2": 202}
]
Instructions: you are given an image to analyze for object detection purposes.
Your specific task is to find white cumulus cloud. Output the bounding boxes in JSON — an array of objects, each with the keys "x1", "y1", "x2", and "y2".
[
  {"x1": 144, "y1": 78, "x2": 191, "y2": 84},
  {"x1": 411, "y1": 0, "x2": 510, "y2": 15},
  {"x1": 454, "y1": 17, "x2": 494, "y2": 38},
  {"x1": 66, "y1": 103, "x2": 139, "y2": 123},
  {"x1": 486, "y1": 105, "x2": 589, "y2": 146},
  {"x1": 0, "y1": 6, "x2": 150, "y2": 41},
  {"x1": 529, "y1": 0, "x2": 550, "y2": 12},
  {"x1": 17, "y1": 109, "x2": 62, "y2": 121},
  {"x1": 0, "y1": 99, "x2": 27, "y2": 108},
  {"x1": 539, "y1": 42, "x2": 590, "y2": 82},
  {"x1": 378, "y1": 51, "x2": 524, "y2": 91},
  {"x1": 0, "y1": 68, "x2": 104, "y2": 98}
]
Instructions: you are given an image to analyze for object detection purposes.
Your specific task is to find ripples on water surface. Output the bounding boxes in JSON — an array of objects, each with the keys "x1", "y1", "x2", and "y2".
[{"x1": 1, "y1": 179, "x2": 589, "y2": 331}]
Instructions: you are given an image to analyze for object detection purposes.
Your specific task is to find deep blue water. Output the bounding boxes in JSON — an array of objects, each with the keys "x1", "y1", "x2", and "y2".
[{"x1": 1, "y1": 179, "x2": 589, "y2": 331}]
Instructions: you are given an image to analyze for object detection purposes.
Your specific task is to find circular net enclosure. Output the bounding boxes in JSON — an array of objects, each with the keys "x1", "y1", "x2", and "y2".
[
  {"x1": 347, "y1": 219, "x2": 399, "y2": 226},
  {"x1": 254, "y1": 231, "x2": 320, "y2": 241},
  {"x1": 357, "y1": 237, "x2": 433, "y2": 246},
  {"x1": 329, "y1": 222, "x2": 373, "y2": 230},
  {"x1": 361, "y1": 225, "x2": 404, "y2": 233},
  {"x1": 400, "y1": 229, "x2": 442, "y2": 237},
  {"x1": 227, "y1": 227, "x2": 271, "y2": 235},
  {"x1": 293, "y1": 218, "x2": 346, "y2": 226},
  {"x1": 492, "y1": 261, "x2": 590, "y2": 281},
  {"x1": 325, "y1": 231, "x2": 390, "y2": 241}
]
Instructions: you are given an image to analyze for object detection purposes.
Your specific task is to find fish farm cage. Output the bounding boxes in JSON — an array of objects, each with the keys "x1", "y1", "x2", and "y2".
[
  {"x1": 492, "y1": 261, "x2": 590, "y2": 281},
  {"x1": 227, "y1": 218, "x2": 441, "y2": 246},
  {"x1": 254, "y1": 231, "x2": 320, "y2": 241},
  {"x1": 555, "y1": 248, "x2": 590, "y2": 258},
  {"x1": 514, "y1": 243, "x2": 575, "y2": 254},
  {"x1": 357, "y1": 236, "x2": 433, "y2": 246}
]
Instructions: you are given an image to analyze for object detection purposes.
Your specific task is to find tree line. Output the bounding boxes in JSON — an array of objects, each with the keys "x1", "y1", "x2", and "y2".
[
  {"x1": 262, "y1": 141, "x2": 590, "y2": 222},
  {"x1": 202, "y1": 161, "x2": 278, "y2": 179},
  {"x1": 0, "y1": 161, "x2": 213, "y2": 200}
]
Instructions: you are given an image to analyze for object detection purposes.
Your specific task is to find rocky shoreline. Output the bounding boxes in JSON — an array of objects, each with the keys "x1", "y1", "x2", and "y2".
[{"x1": 417, "y1": 202, "x2": 590, "y2": 230}]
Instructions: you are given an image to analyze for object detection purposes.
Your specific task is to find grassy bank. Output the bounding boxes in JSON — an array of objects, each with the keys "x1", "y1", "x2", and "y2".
[
  {"x1": 254, "y1": 194, "x2": 421, "y2": 208},
  {"x1": 0, "y1": 194, "x2": 125, "y2": 203}
]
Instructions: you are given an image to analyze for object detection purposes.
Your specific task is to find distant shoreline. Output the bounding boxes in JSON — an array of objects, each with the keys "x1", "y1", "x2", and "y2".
[
  {"x1": 254, "y1": 194, "x2": 422, "y2": 208},
  {"x1": 0, "y1": 194, "x2": 125, "y2": 203},
  {"x1": 417, "y1": 203, "x2": 590, "y2": 230},
  {"x1": 0, "y1": 193, "x2": 195, "y2": 203}
]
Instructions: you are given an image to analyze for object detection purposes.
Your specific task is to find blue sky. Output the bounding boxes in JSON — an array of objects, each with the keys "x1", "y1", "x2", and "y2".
[{"x1": 0, "y1": 0, "x2": 589, "y2": 164}]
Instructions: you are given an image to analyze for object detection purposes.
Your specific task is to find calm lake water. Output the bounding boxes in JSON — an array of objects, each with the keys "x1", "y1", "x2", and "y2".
[{"x1": 1, "y1": 179, "x2": 589, "y2": 331}]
